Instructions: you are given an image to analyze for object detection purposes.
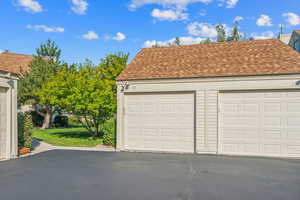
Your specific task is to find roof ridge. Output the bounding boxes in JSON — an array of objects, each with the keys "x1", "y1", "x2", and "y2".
[
  {"x1": 0, "y1": 52, "x2": 33, "y2": 57},
  {"x1": 141, "y1": 38, "x2": 278, "y2": 50}
]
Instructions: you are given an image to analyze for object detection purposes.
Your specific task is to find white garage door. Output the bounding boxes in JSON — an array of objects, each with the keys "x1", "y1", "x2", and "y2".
[
  {"x1": 124, "y1": 92, "x2": 194, "y2": 153},
  {"x1": 0, "y1": 88, "x2": 7, "y2": 160},
  {"x1": 219, "y1": 90, "x2": 300, "y2": 157}
]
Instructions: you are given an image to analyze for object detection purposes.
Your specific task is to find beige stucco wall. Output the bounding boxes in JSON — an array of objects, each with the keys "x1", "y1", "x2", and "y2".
[
  {"x1": 0, "y1": 76, "x2": 18, "y2": 160},
  {"x1": 117, "y1": 74, "x2": 300, "y2": 154}
]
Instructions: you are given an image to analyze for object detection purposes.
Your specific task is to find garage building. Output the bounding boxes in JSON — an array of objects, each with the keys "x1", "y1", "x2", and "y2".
[
  {"x1": 0, "y1": 52, "x2": 31, "y2": 160},
  {"x1": 116, "y1": 39, "x2": 300, "y2": 158}
]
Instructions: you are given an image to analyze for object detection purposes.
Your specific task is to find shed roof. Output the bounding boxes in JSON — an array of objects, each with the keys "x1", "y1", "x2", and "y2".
[{"x1": 117, "y1": 39, "x2": 300, "y2": 81}]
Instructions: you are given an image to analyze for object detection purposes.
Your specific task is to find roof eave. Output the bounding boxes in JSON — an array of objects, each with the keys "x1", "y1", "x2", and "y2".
[{"x1": 116, "y1": 73, "x2": 300, "y2": 82}]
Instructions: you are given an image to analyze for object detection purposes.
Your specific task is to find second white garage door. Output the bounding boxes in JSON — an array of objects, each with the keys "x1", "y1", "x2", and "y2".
[
  {"x1": 124, "y1": 92, "x2": 194, "y2": 153},
  {"x1": 219, "y1": 90, "x2": 300, "y2": 157}
]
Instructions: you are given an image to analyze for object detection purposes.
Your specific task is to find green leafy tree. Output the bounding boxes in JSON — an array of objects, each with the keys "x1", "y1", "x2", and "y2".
[
  {"x1": 18, "y1": 39, "x2": 63, "y2": 129},
  {"x1": 201, "y1": 38, "x2": 212, "y2": 44},
  {"x1": 216, "y1": 24, "x2": 226, "y2": 42},
  {"x1": 38, "y1": 53, "x2": 129, "y2": 138}
]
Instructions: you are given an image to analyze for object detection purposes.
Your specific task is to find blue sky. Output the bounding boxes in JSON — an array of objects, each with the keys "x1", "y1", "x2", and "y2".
[{"x1": 0, "y1": 0, "x2": 300, "y2": 64}]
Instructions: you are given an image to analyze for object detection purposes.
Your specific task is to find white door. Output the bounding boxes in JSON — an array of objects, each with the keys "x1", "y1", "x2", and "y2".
[
  {"x1": 0, "y1": 88, "x2": 7, "y2": 160},
  {"x1": 124, "y1": 92, "x2": 194, "y2": 153},
  {"x1": 219, "y1": 90, "x2": 300, "y2": 157}
]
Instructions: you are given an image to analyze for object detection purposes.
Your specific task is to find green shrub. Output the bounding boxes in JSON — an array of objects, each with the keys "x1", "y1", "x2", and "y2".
[
  {"x1": 102, "y1": 120, "x2": 116, "y2": 146},
  {"x1": 18, "y1": 113, "x2": 34, "y2": 148},
  {"x1": 53, "y1": 115, "x2": 69, "y2": 128},
  {"x1": 68, "y1": 115, "x2": 82, "y2": 127},
  {"x1": 30, "y1": 111, "x2": 44, "y2": 127}
]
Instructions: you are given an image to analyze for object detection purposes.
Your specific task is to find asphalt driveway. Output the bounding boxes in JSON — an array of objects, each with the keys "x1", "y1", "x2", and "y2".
[{"x1": 0, "y1": 151, "x2": 299, "y2": 200}]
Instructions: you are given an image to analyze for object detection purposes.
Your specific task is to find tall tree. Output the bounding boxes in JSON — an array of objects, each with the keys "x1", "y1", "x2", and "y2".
[
  {"x1": 227, "y1": 24, "x2": 241, "y2": 42},
  {"x1": 216, "y1": 24, "x2": 226, "y2": 42},
  {"x1": 152, "y1": 42, "x2": 160, "y2": 48},
  {"x1": 18, "y1": 39, "x2": 63, "y2": 129},
  {"x1": 174, "y1": 37, "x2": 181, "y2": 46},
  {"x1": 37, "y1": 53, "x2": 129, "y2": 138}
]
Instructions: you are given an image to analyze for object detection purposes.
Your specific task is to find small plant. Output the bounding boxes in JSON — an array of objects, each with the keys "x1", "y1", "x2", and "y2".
[{"x1": 18, "y1": 113, "x2": 34, "y2": 149}]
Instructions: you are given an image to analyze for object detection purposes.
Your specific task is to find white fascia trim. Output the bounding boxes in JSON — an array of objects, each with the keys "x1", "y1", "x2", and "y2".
[{"x1": 117, "y1": 74, "x2": 300, "y2": 85}]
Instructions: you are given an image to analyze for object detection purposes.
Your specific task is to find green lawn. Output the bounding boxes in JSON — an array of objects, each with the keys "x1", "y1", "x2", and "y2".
[{"x1": 32, "y1": 127, "x2": 103, "y2": 147}]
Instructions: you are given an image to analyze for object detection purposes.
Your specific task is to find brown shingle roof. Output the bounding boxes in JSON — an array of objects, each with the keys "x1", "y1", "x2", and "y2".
[
  {"x1": 117, "y1": 39, "x2": 300, "y2": 81},
  {"x1": 0, "y1": 52, "x2": 33, "y2": 74}
]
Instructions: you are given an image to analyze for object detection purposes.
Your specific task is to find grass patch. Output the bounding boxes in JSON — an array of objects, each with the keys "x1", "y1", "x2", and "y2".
[{"x1": 32, "y1": 127, "x2": 102, "y2": 147}]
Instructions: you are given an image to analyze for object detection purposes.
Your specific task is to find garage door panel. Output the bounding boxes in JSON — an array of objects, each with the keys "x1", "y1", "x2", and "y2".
[
  {"x1": 124, "y1": 93, "x2": 194, "y2": 153},
  {"x1": 219, "y1": 90, "x2": 300, "y2": 157},
  {"x1": 263, "y1": 117, "x2": 282, "y2": 126},
  {"x1": 287, "y1": 145, "x2": 300, "y2": 154},
  {"x1": 287, "y1": 91, "x2": 300, "y2": 98},
  {"x1": 221, "y1": 116, "x2": 259, "y2": 127},
  {"x1": 244, "y1": 143, "x2": 260, "y2": 153},
  {"x1": 287, "y1": 130, "x2": 300, "y2": 140},
  {"x1": 263, "y1": 144, "x2": 281, "y2": 154},
  {"x1": 263, "y1": 129, "x2": 282, "y2": 140},
  {"x1": 243, "y1": 103, "x2": 260, "y2": 112},
  {"x1": 264, "y1": 103, "x2": 282, "y2": 112},
  {"x1": 287, "y1": 102, "x2": 300, "y2": 112},
  {"x1": 287, "y1": 116, "x2": 300, "y2": 126}
]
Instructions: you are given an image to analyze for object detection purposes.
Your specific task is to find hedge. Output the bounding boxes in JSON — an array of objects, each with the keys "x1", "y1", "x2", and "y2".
[
  {"x1": 18, "y1": 113, "x2": 33, "y2": 148},
  {"x1": 102, "y1": 120, "x2": 116, "y2": 146}
]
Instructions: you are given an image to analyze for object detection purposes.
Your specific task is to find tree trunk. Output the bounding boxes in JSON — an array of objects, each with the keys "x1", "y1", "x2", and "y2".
[
  {"x1": 42, "y1": 108, "x2": 52, "y2": 129},
  {"x1": 93, "y1": 125, "x2": 101, "y2": 139}
]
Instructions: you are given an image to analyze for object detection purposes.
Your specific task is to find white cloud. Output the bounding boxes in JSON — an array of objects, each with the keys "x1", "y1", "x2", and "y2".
[
  {"x1": 225, "y1": 0, "x2": 238, "y2": 8},
  {"x1": 283, "y1": 12, "x2": 300, "y2": 26},
  {"x1": 251, "y1": 31, "x2": 274, "y2": 40},
  {"x1": 233, "y1": 16, "x2": 243, "y2": 23},
  {"x1": 144, "y1": 36, "x2": 205, "y2": 47},
  {"x1": 218, "y1": 0, "x2": 238, "y2": 8},
  {"x1": 187, "y1": 22, "x2": 218, "y2": 38},
  {"x1": 256, "y1": 14, "x2": 272, "y2": 27},
  {"x1": 27, "y1": 25, "x2": 64, "y2": 32},
  {"x1": 129, "y1": 0, "x2": 239, "y2": 10},
  {"x1": 151, "y1": 8, "x2": 188, "y2": 21},
  {"x1": 71, "y1": 0, "x2": 88, "y2": 15},
  {"x1": 82, "y1": 31, "x2": 99, "y2": 40},
  {"x1": 16, "y1": 0, "x2": 42, "y2": 13},
  {"x1": 113, "y1": 32, "x2": 126, "y2": 41},
  {"x1": 0, "y1": 50, "x2": 4, "y2": 54},
  {"x1": 129, "y1": 0, "x2": 214, "y2": 10}
]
